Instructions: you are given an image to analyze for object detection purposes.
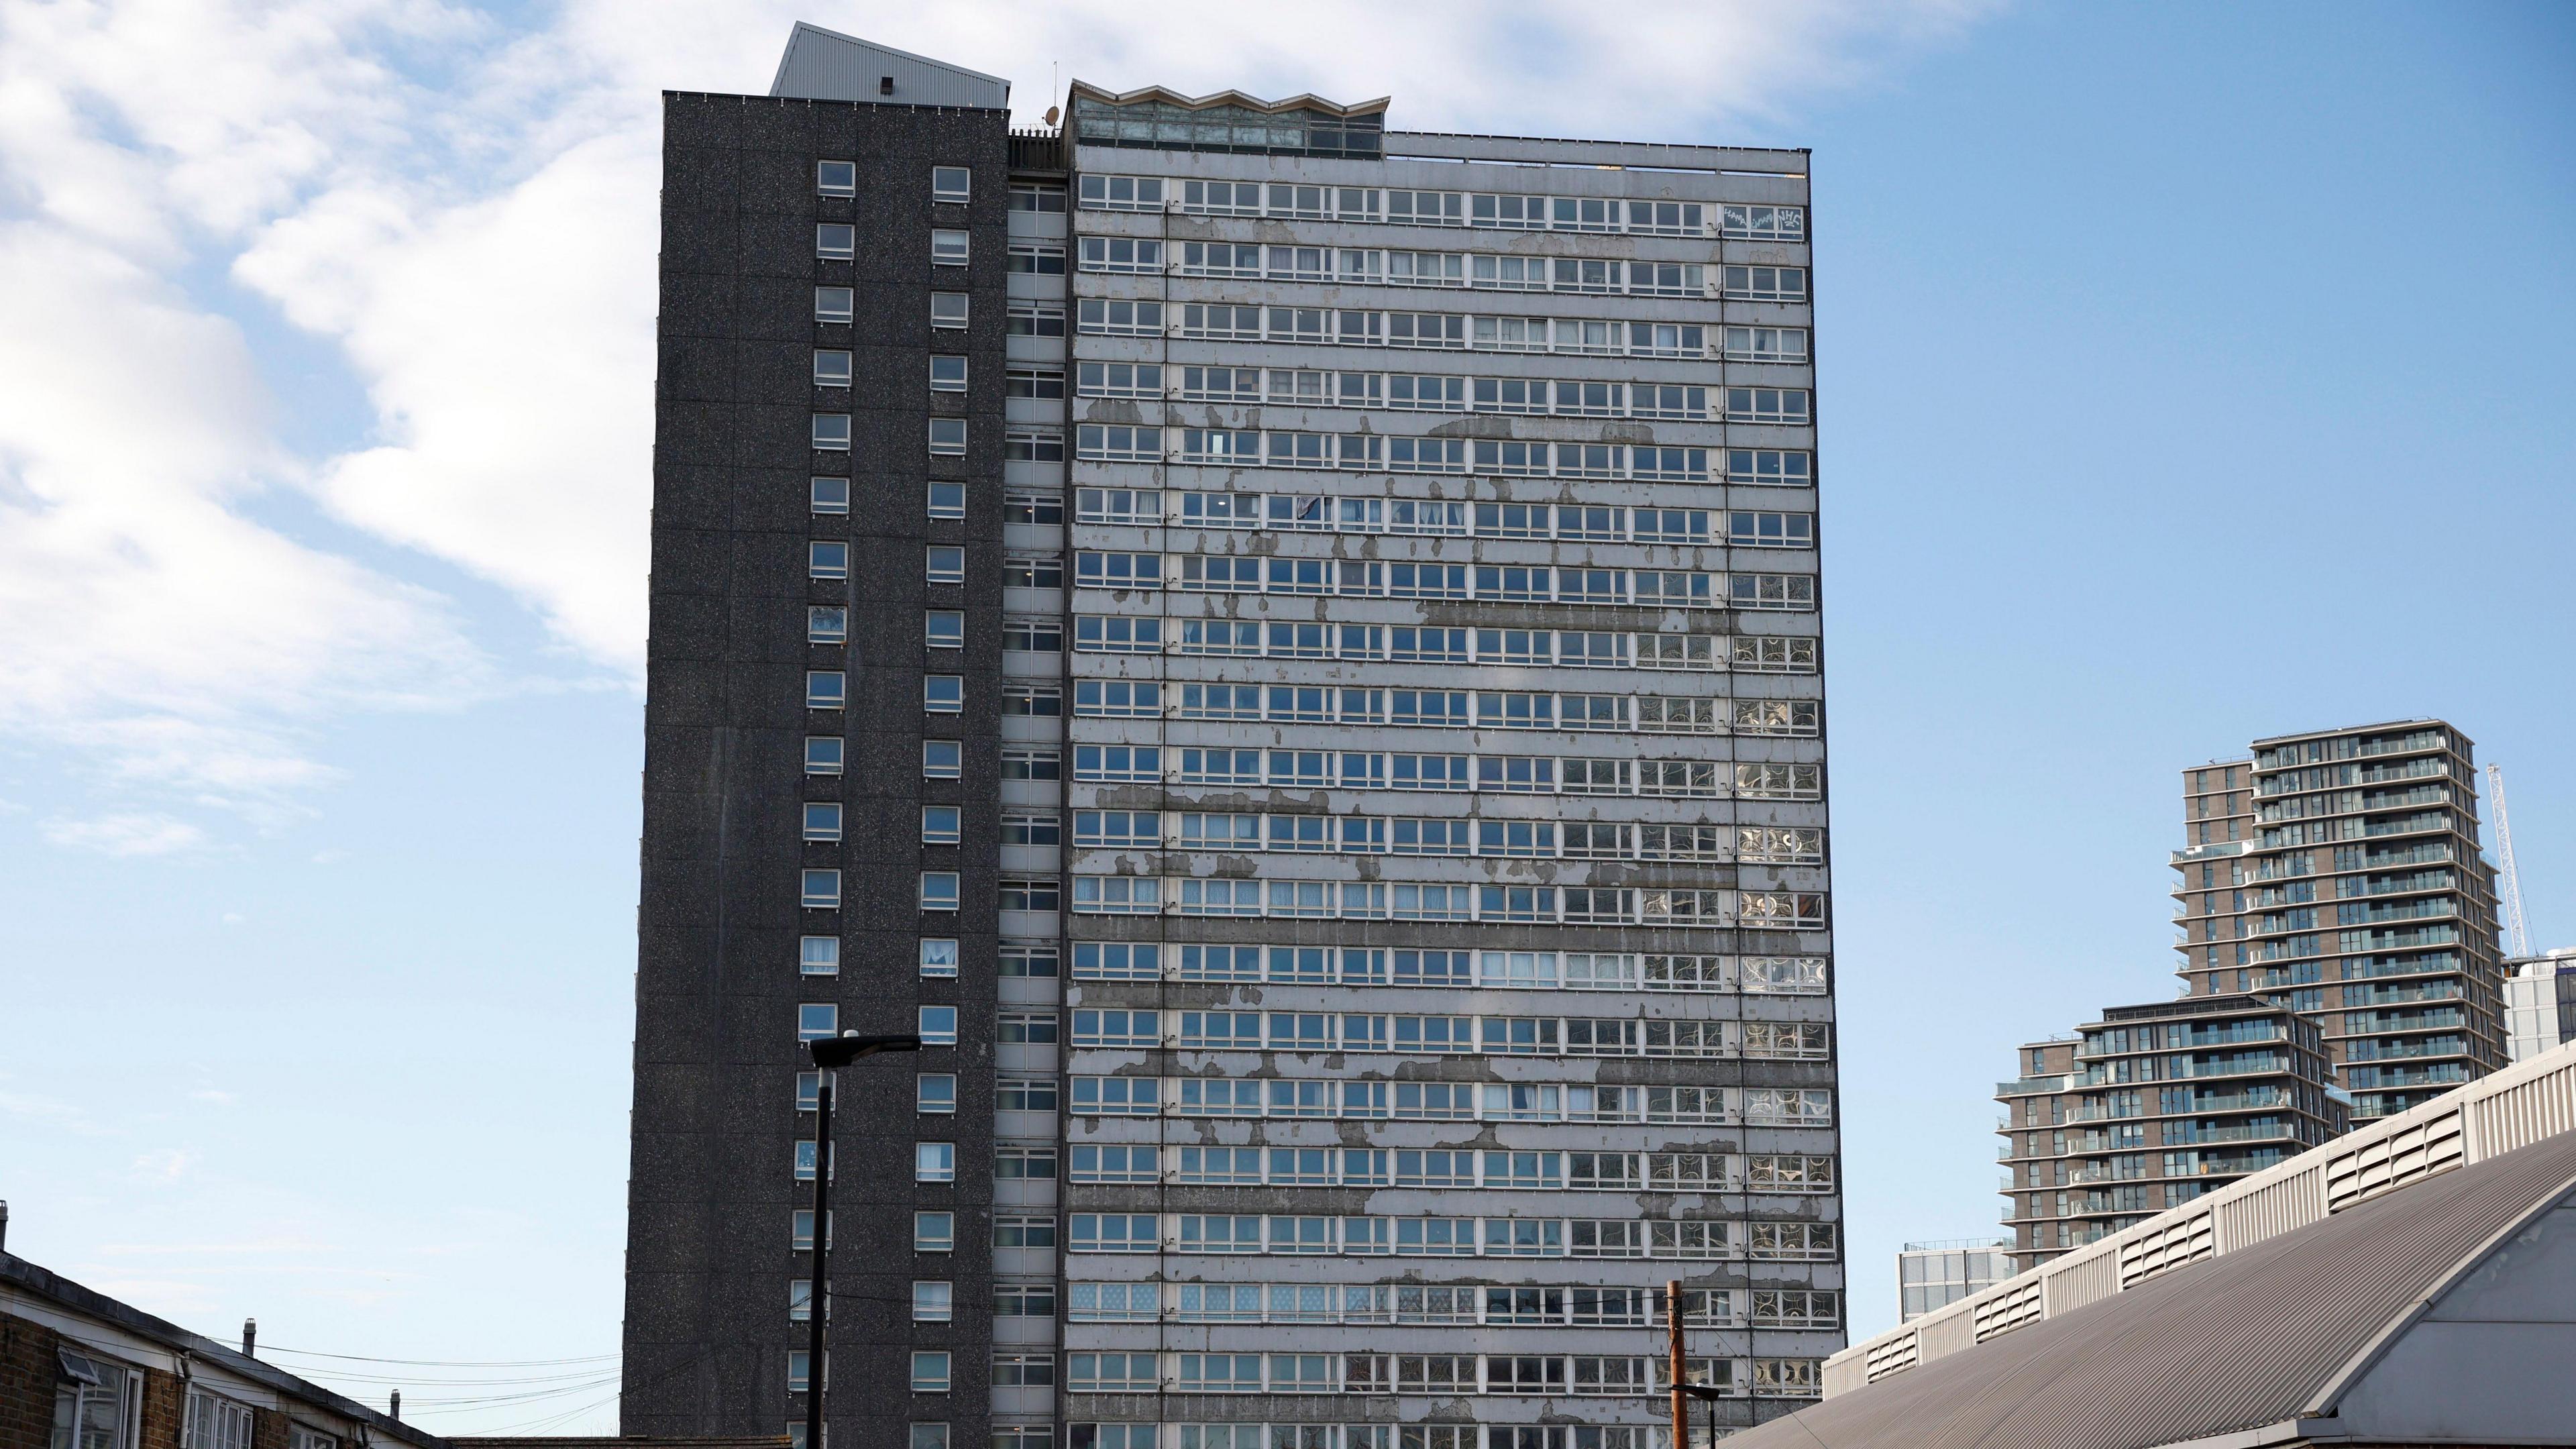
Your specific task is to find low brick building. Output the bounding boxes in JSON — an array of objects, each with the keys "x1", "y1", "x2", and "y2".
[{"x1": 3, "y1": 1250, "x2": 439, "y2": 1449}]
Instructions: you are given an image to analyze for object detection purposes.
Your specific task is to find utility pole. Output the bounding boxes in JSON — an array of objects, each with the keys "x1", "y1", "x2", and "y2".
[{"x1": 1666, "y1": 1279, "x2": 1688, "y2": 1449}]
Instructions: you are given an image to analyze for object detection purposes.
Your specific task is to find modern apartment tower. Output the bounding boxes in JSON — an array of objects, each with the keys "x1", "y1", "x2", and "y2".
[
  {"x1": 2171, "y1": 720, "x2": 2508, "y2": 1120},
  {"x1": 1995, "y1": 995, "x2": 2345, "y2": 1266},
  {"x1": 627, "y1": 23, "x2": 1841, "y2": 1449}
]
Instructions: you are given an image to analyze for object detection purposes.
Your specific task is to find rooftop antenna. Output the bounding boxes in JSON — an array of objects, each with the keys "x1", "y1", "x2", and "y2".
[{"x1": 2489, "y1": 763, "x2": 2533, "y2": 957}]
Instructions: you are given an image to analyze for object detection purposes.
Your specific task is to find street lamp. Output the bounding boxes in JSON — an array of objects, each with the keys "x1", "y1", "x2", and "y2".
[{"x1": 804, "y1": 1031, "x2": 922, "y2": 1449}]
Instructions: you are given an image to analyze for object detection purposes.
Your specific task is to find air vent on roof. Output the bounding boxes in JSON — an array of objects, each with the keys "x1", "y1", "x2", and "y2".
[
  {"x1": 2118, "y1": 1209, "x2": 2214, "y2": 1287},
  {"x1": 1862, "y1": 1330, "x2": 1919, "y2": 1383},
  {"x1": 2326, "y1": 1109, "x2": 2463, "y2": 1212},
  {"x1": 1972, "y1": 1279, "x2": 2043, "y2": 1342}
]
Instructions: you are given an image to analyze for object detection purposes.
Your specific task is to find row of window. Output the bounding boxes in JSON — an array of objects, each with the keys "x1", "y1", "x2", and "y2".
[
  {"x1": 1065, "y1": 945, "x2": 1829, "y2": 996},
  {"x1": 1071, "y1": 620, "x2": 1816, "y2": 674},
  {"x1": 808, "y1": 737, "x2": 1827, "y2": 806},
  {"x1": 814, "y1": 161, "x2": 971, "y2": 201},
  {"x1": 814, "y1": 288, "x2": 975, "y2": 328},
  {"x1": 1051, "y1": 1079, "x2": 1829, "y2": 1124},
  {"x1": 1068, "y1": 240, "x2": 1767, "y2": 303},
  {"x1": 1061, "y1": 555, "x2": 1818, "y2": 610},
  {"x1": 1066, "y1": 814, "x2": 1822, "y2": 863},
  {"x1": 1066, "y1": 1214, "x2": 1837, "y2": 1260},
  {"x1": 1040, "y1": 297, "x2": 1804, "y2": 349},
  {"x1": 815, "y1": 223, "x2": 972, "y2": 264},
  {"x1": 828, "y1": 1348, "x2": 1818, "y2": 1401},
  {"x1": 1072, "y1": 363, "x2": 1811, "y2": 413},
  {"x1": 1050, "y1": 1007, "x2": 1825, "y2": 1059},
  {"x1": 1070, "y1": 428, "x2": 1808, "y2": 474},
  {"x1": 1075, "y1": 174, "x2": 1806, "y2": 241},
  {"x1": 835, "y1": 480, "x2": 1818, "y2": 531},
  {"x1": 1063, "y1": 746, "x2": 1820, "y2": 799},
  {"x1": 1056, "y1": 1426, "x2": 1686, "y2": 1449},
  {"x1": 1047, "y1": 1148, "x2": 1833, "y2": 1195},
  {"x1": 968, "y1": 682, "x2": 1816, "y2": 741},
  {"x1": 906, "y1": 877, "x2": 1827, "y2": 930},
  {"x1": 1064, "y1": 1281, "x2": 1837, "y2": 1330}
]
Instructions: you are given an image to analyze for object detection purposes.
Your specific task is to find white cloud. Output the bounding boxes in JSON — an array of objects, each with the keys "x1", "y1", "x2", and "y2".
[
  {"x1": 0, "y1": 0, "x2": 1996, "y2": 832},
  {"x1": 129, "y1": 1147, "x2": 197, "y2": 1181},
  {"x1": 42, "y1": 811, "x2": 209, "y2": 856}
]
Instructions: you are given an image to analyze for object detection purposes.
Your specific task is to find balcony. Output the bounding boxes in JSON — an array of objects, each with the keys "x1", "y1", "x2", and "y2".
[
  {"x1": 2166, "y1": 1121, "x2": 2294, "y2": 1147},
  {"x1": 2171, "y1": 841, "x2": 2252, "y2": 865}
]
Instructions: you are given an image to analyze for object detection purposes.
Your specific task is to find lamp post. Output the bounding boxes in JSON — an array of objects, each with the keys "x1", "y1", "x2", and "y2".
[{"x1": 804, "y1": 1031, "x2": 922, "y2": 1449}]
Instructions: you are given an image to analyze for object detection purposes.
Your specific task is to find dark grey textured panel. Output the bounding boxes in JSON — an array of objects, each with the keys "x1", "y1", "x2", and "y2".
[{"x1": 627, "y1": 90, "x2": 1010, "y2": 1449}]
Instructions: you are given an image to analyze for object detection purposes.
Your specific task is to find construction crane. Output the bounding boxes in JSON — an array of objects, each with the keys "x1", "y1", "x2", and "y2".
[{"x1": 2488, "y1": 763, "x2": 2533, "y2": 959}]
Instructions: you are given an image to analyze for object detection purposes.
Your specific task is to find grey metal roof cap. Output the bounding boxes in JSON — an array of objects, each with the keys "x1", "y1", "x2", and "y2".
[
  {"x1": 768, "y1": 23, "x2": 1008, "y2": 109},
  {"x1": 1726, "y1": 1130, "x2": 2576, "y2": 1449}
]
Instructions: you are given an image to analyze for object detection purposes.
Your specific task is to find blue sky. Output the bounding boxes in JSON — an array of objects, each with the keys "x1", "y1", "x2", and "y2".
[{"x1": 1, "y1": 0, "x2": 2569, "y2": 1430}]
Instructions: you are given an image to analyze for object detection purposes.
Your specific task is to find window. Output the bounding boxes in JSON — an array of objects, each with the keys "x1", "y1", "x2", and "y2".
[
  {"x1": 182, "y1": 1382, "x2": 250, "y2": 1449},
  {"x1": 1010, "y1": 182, "x2": 1067, "y2": 212},
  {"x1": 1006, "y1": 429, "x2": 1067, "y2": 462},
  {"x1": 920, "y1": 872, "x2": 961, "y2": 911},
  {"x1": 992, "y1": 1354, "x2": 1056, "y2": 1387},
  {"x1": 916, "y1": 1074, "x2": 957, "y2": 1114},
  {"x1": 1008, "y1": 366, "x2": 1067, "y2": 399},
  {"x1": 1008, "y1": 301, "x2": 1067, "y2": 336},
  {"x1": 813, "y1": 349, "x2": 852, "y2": 386},
  {"x1": 926, "y1": 481, "x2": 965, "y2": 519},
  {"x1": 912, "y1": 1429, "x2": 948, "y2": 1449},
  {"x1": 930, "y1": 292, "x2": 969, "y2": 329},
  {"x1": 815, "y1": 286, "x2": 854, "y2": 323},
  {"x1": 926, "y1": 545, "x2": 966, "y2": 584},
  {"x1": 1004, "y1": 490, "x2": 1063, "y2": 524},
  {"x1": 797, "y1": 1003, "x2": 837, "y2": 1040},
  {"x1": 925, "y1": 610, "x2": 964, "y2": 647},
  {"x1": 1008, "y1": 242, "x2": 1067, "y2": 274},
  {"x1": 930, "y1": 230, "x2": 969, "y2": 265},
  {"x1": 806, "y1": 671, "x2": 845, "y2": 709},
  {"x1": 1001, "y1": 879, "x2": 1061, "y2": 912},
  {"x1": 808, "y1": 608, "x2": 848, "y2": 647},
  {"x1": 801, "y1": 869, "x2": 841, "y2": 908},
  {"x1": 915, "y1": 1211, "x2": 954, "y2": 1252},
  {"x1": 921, "y1": 805, "x2": 961, "y2": 845},
  {"x1": 930, "y1": 355, "x2": 967, "y2": 392},
  {"x1": 931, "y1": 166, "x2": 971, "y2": 203},
  {"x1": 805, "y1": 737, "x2": 845, "y2": 775},
  {"x1": 808, "y1": 541, "x2": 848, "y2": 578},
  {"x1": 816, "y1": 223, "x2": 855, "y2": 260},
  {"x1": 816, "y1": 160, "x2": 856, "y2": 195},
  {"x1": 801, "y1": 936, "x2": 840, "y2": 975},
  {"x1": 919, "y1": 938, "x2": 959, "y2": 977},
  {"x1": 916, "y1": 1142, "x2": 956, "y2": 1182},
  {"x1": 911, "y1": 1350, "x2": 952, "y2": 1393},
  {"x1": 1078, "y1": 174, "x2": 1167, "y2": 211},
  {"x1": 928, "y1": 417, "x2": 966, "y2": 455},
  {"x1": 810, "y1": 478, "x2": 849, "y2": 515},
  {"x1": 923, "y1": 676, "x2": 963, "y2": 712},
  {"x1": 922, "y1": 740, "x2": 961, "y2": 778},
  {"x1": 918, "y1": 1004, "x2": 959, "y2": 1046}
]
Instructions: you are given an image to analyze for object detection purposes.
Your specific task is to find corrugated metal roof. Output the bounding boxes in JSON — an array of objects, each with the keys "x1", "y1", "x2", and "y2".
[
  {"x1": 767, "y1": 24, "x2": 1008, "y2": 109},
  {"x1": 1725, "y1": 1130, "x2": 2576, "y2": 1449}
]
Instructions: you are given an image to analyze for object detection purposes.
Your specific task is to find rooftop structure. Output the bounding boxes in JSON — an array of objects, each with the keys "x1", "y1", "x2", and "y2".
[{"x1": 1782, "y1": 1037, "x2": 2576, "y2": 1448}]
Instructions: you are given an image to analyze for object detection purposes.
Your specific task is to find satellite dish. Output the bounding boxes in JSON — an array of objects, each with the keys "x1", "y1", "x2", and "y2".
[{"x1": 1044, "y1": 105, "x2": 1061, "y2": 126}]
